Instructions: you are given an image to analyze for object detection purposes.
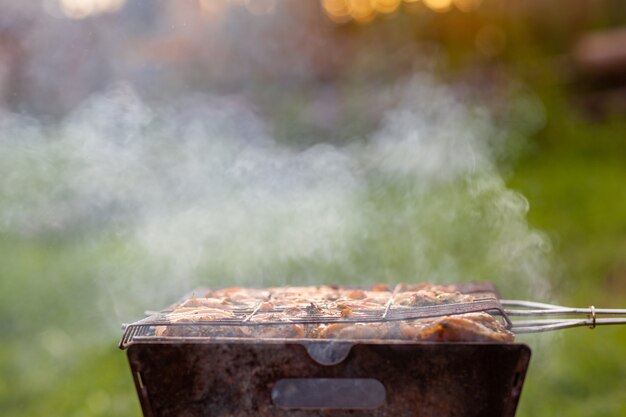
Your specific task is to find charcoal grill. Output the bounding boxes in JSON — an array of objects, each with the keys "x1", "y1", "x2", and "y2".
[{"x1": 119, "y1": 282, "x2": 626, "y2": 417}]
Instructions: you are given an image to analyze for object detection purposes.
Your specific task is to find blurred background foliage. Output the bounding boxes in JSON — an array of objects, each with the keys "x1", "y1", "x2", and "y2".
[{"x1": 1, "y1": 1, "x2": 625, "y2": 417}]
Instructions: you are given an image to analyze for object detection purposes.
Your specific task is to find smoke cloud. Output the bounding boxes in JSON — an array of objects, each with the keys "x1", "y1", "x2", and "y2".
[{"x1": 0, "y1": 74, "x2": 550, "y2": 326}]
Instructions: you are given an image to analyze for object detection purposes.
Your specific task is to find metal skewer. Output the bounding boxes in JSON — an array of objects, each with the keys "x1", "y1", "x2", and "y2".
[{"x1": 501, "y1": 299, "x2": 626, "y2": 334}]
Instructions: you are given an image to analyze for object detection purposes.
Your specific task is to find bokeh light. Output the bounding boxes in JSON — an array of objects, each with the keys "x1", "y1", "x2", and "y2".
[
  {"x1": 322, "y1": 0, "x2": 485, "y2": 24},
  {"x1": 321, "y1": 0, "x2": 352, "y2": 23},
  {"x1": 59, "y1": 0, "x2": 126, "y2": 19},
  {"x1": 423, "y1": 0, "x2": 452, "y2": 13},
  {"x1": 373, "y1": 0, "x2": 401, "y2": 14},
  {"x1": 403, "y1": 0, "x2": 422, "y2": 15},
  {"x1": 348, "y1": 0, "x2": 377, "y2": 23}
]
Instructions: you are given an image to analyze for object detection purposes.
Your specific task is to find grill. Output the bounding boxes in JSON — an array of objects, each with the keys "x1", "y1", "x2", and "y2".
[{"x1": 119, "y1": 282, "x2": 626, "y2": 417}]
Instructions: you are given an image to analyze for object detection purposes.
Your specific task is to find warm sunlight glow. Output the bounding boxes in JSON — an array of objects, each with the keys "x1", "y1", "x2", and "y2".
[
  {"x1": 321, "y1": 0, "x2": 352, "y2": 23},
  {"x1": 423, "y1": 0, "x2": 452, "y2": 12},
  {"x1": 373, "y1": 0, "x2": 401, "y2": 14},
  {"x1": 322, "y1": 0, "x2": 482, "y2": 25},
  {"x1": 59, "y1": 0, "x2": 125, "y2": 19},
  {"x1": 348, "y1": 0, "x2": 377, "y2": 23}
]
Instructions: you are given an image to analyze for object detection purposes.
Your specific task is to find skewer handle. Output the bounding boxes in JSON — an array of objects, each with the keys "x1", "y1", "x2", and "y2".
[{"x1": 500, "y1": 300, "x2": 626, "y2": 334}]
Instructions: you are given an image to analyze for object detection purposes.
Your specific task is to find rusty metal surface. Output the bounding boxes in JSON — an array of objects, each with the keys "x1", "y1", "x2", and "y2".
[{"x1": 126, "y1": 342, "x2": 531, "y2": 417}]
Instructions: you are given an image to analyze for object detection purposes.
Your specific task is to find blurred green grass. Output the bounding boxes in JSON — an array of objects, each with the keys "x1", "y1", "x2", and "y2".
[{"x1": 510, "y1": 98, "x2": 626, "y2": 417}]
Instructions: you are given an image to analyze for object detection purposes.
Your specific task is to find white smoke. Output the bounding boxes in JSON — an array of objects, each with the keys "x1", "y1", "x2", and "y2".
[{"x1": 0, "y1": 74, "x2": 550, "y2": 325}]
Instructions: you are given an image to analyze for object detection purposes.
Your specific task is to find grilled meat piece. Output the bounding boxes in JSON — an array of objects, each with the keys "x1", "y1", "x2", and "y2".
[
  {"x1": 155, "y1": 307, "x2": 240, "y2": 337},
  {"x1": 154, "y1": 284, "x2": 512, "y2": 342},
  {"x1": 395, "y1": 289, "x2": 474, "y2": 307},
  {"x1": 316, "y1": 313, "x2": 513, "y2": 342},
  {"x1": 315, "y1": 322, "x2": 399, "y2": 339},
  {"x1": 399, "y1": 312, "x2": 514, "y2": 342}
]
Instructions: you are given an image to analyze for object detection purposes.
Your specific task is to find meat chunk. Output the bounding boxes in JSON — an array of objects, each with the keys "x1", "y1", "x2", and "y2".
[
  {"x1": 152, "y1": 283, "x2": 513, "y2": 343},
  {"x1": 399, "y1": 313, "x2": 514, "y2": 342},
  {"x1": 395, "y1": 289, "x2": 474, "y2": 307}
]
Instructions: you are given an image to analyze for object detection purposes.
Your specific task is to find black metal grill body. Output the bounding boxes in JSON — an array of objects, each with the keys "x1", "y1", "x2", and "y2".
[{"x1": 126, "y1": 340, "x2": 530, "y2": 417}]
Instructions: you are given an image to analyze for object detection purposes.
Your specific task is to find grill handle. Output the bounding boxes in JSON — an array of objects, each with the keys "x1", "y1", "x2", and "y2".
[{"x1": 501, "y1": 299, "x2": 626, "y2": 334}]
